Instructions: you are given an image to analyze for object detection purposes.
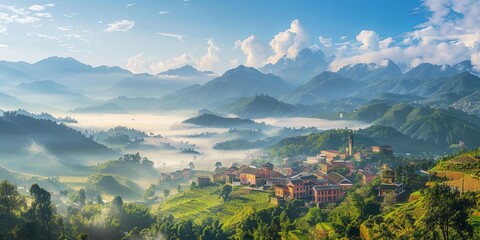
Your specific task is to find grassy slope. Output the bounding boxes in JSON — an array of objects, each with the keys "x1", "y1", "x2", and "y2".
[{"x1": 158, "y1": 186, "x2": 272, "y2": 231}]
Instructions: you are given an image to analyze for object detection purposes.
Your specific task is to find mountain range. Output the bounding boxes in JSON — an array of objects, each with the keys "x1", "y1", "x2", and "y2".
[
  {"x1": 1, "y1": 52, "x2": 480, "y2": 120},
  {"x1": 345, "y1": 102, "x2": 480, "y2": 148},
  {"x1": 260, "y1": 48, "x2": 330, "y2": 85},
  {"x1": 158, "y1": 65, "x2": 293, "y2": 109}
]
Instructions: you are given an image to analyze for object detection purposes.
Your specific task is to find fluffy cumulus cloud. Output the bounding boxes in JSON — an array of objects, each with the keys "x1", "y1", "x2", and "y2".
[
  {"x1": 267, "y1": 19, "x2": 308, "y2": 63},
  {"x1": 234, "y1": 35, "x2": 271, "y2": 67},
  {"x1": 328, "y1": 0, "x2": 480, "y2": 70},
  {"x1": 356, "y1": 30, "x2": 379, "y2": 50},
  {"x1": 235, "y1": 19, "x2": 308, "y2": 67},
  {"x1": 126, "y1": 39, "x2": 220, "y2": 74},
  {"x1": 104, "y1": 20, "x2": 135, "y2": 32}
]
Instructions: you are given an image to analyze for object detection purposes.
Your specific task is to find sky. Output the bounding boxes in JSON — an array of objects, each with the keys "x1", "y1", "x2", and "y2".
[{"x1": 0, "y1": 0, "x2": 479, "y2": 74}]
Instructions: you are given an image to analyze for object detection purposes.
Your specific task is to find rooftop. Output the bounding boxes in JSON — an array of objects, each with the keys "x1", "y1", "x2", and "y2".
[{"x1": 326, "y1": 172, "x2": 349, "y2": 185}]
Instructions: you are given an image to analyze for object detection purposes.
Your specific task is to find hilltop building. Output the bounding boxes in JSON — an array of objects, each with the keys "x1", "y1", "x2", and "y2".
[{"x1": 377, "y1": 164, "x2": 405, "y2": 197}]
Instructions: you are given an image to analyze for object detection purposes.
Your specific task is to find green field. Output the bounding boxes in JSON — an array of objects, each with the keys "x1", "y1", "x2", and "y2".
[{"x1": 158, "y1": 186, "x2": 272, "y2": 230}]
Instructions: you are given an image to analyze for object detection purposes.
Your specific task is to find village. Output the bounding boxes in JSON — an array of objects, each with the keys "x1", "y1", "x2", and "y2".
[{"x1": 159, "y1": 132, "x2": 408, "y2": 206}]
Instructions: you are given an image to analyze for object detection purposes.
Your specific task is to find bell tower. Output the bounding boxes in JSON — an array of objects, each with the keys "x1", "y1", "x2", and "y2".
[{"x1": 347, "y1": 130, "x2": 353, "y2": 156}]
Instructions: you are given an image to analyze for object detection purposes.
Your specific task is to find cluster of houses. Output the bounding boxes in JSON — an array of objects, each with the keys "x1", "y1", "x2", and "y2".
[{"x1": 190, "y1": 133, "x2": 405, "y2": 205}]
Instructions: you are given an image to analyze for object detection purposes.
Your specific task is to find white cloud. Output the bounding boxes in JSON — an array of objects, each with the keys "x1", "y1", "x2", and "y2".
[
  {"x1": 158, "y1": 11, "x2": 169, "y2": 15},
  {"x1": 0, "y1": 43, "x2": 8, "y2": 47},
  {"x1": 319, "y1": 36, "x2": 332, "y2": 47},
  {"x1": 104, "y1": 20, "x2": 135, "y2": 32},
  {"x1": 126, "y1": 39, "x2": 221, "y2": 74},
  {"x1": 157, "y1": 32, "x2": 185, "y2": 41},
  {"x1": 0, "y1": 25, "x2": 6, "y2": 33},
  {"x1": 57, "y1": 26, "x2": 71, "y2": 31},
  {"x1": 125, "y1": 3, "x2": 136, "y2": 8},
  {"x1": 197, "y1": 39, "x2": 220, "y2": 71},
  {"x1": 356, "y1": 30, "x2": 379, "y2": 50},
  {"x1": 379, "y1": 37, "x2": 394, "y2": 49},
  {"x1": 267, "y1": 19, "x2": 308, "y2": 63},
  {"x1": 327, "y1": 0, "x2": 480, "y2": 71},
  {"x1": 34, "y1": 12, "x2": 52, "y2": 18},
  {"x1": 235, "y1": 19, "x2": 310, "y2": 67},
  {"x1": 28, "y1": 5, "x2": 45, "y2": 11},
  {"x1": 235, "y1": 35, "x2": 271, "y2": 67}
]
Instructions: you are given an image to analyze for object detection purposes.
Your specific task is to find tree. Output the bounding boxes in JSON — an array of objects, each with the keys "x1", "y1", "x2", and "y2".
[
  {"x1": 189, "y1": 162, "x2": 195, "y2": 170},
  {"x1": 95, "y1": 195, "x2": 103, "y2": 205},
  {"x1": 177, "y1": 184, "x2": 182, "y2": 193},
  {"x1": 381, "y1": 191, "x2": 396, "y2": 211},
  {"x1": 163, "y1": 189, "x2": 170, "y2": 198},
  {"x1": 79, "y1": 189, "x2": 86, "y2": 206},
  {"x1": 190, "y1": 182, "x2": 197, "y2": 190},
  {"x1": 144, "y1": 184, "x2": 155, "y2": 199},
  {"x1": 112, "y1": 196, "x2": 123, "y2": 209},
  {"x1": 29, "y1": 184, "x2": 53, "y2": 236},
  {"x1": 0, "y1": 180, "x2": 23, "y2": 216},
  {"x1": 215, "y1": 162, "x2": 222, "y2": 170},
  {"x1": 219, "y1": 184, "x2": 232, "y2": 202},
  {"x1": 423, "y1": 183, "x2": 476, "y2": 240}
]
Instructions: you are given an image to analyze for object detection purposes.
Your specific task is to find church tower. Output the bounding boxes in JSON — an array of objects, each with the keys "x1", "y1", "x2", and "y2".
[{"x1": 347, "y1": 130, "x2": 353, "y2": 156}]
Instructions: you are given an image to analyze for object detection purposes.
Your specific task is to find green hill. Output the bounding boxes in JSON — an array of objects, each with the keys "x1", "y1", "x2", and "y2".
[
  {"x1": 346, "y1": 103, "x2": 480, "y2": 149},
  {"x1": 95, "y1": 160, "x2": 158, "y2": 181},
  {"x1": 158, "y1": 186, "x2": 272, "y2": 231},
  {"x1": 434, "y1": 148, "x2": 480, "y2": 172},
  {"x1": 0, "y1": 111, "x2": 113, "y2": 157},
  {"x1": 87, "y1": 173, "x2": 143, "y2": 200},
  {"x1": 348, "y1": 102, "x2": 391, "y2": 122},
  {"x1": 183, "y1": 113, "x2": 262, "y2": 128},
  {"x1": 218, "y1": 95, "x2": 295, "y2": 118},
  {"x1": 271, "y1": 125, "x2": 439, "y2": 157}
]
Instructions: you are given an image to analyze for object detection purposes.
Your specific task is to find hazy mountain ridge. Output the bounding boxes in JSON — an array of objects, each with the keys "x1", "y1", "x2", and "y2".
[
  {"x1": 0, "y1": 111, "x2": 113, "y2": 156},
  {"x1": 260, "y1": 48, "x2": 330, "y2": 84},
  {"x1": 282, "y1": 71, "x2": 365, "y2": 104},
  {"x1": 347, "y1": 102, "x2": 480, "y2": 148},
  {"x1": 337, "y1": 59, "x2": 403, "y2": 82},
  {"x1": 158, "y1": 65, "x2": 293, "y2": 109}
]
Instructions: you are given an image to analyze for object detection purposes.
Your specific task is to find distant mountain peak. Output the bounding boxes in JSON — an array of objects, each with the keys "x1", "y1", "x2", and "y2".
[
  {"x1": 157, "y1": 64, "x2": 214, "y2": 77},
  {"x1": 337, "y1": 59, "x2": 402, "y2": 82},
  {"x1": 260, "y1": 48, "x2": 330, "y2": 84}
]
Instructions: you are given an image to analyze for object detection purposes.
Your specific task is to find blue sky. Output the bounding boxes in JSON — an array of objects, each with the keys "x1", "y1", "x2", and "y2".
[{"x1": 0, "y1": 0, "x2": 479, "y2": 74}]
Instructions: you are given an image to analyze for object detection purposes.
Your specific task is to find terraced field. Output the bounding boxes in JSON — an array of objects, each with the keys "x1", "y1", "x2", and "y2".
[
  {"x1": 58, "y1": 176, "x2": 89, "y2": 189},
  {"x1": 158, "y1": 186, "x2": 272, "y2": 230}
]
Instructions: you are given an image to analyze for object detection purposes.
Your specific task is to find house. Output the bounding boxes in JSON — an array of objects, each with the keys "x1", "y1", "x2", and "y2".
[
  {"x1": 321, "y1": 150, "x2": 347, "y2": 162},
  {"x1": 378, "y1": 182, "x2": 405, "y2": 196},
  {"x1": 306, "y1": 154, "x2": 326, "y2": 164},
  {"x1": 325, "y1": 172, "x2": 353, "y2": 189},
  {"x1": 274, "y1": 185, "x2": 289, "y2": 198},
  {"x1": 211, "y1": 173, "x2": 223, "y2": 183},
  {"x1": 371, "y1": 145, "x2": 393, "y2": 156},
  {"x1": 266, "y1": 178, "x2": 289, "y2": 187},
  {"x1": 313, "y1": 185, "x2": 345, "y2": 204},
  {"x1": 287, "y1": 178, "x2": 306, "y2": 199},
  {"x1": 377, "y1": 164, "x2": 405, "y2": 197},
  {"x1": 197, "y1": 176, "x2": 211, "y2": 186},
  {"x1": 239, "y1": 167, "x2": 261, "y2": 185},
  {"x1": 239, "y1": 162, "x2": 285, "y2": 186},
  {"x1": 358, "y1": 169, "x2": 375, "y2": 184},
  {"x1": 320, "y1": 160, "x2": 354, "y2": 176}
]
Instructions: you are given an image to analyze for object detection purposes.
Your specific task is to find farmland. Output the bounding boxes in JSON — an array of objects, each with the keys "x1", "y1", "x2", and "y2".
[{"x1": 157, "y1": 186, "x2": 272, "y2": 230}]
